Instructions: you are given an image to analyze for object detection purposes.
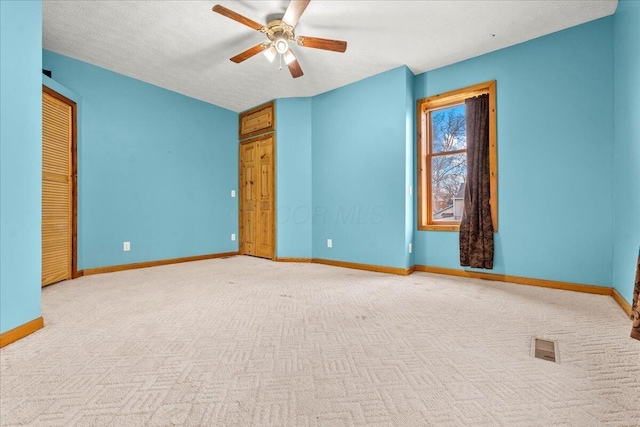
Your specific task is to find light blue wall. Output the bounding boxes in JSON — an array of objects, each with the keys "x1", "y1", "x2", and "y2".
[
  {"x1": 613, "y1": 0, "x2": 640, "y2": 303},
  {"x1": 414, "y1": 17, "x2": 615, "y2": 287},
  {"x1": 42, "y1": 51, "x2": 238, "y2": 270},
  {"x1": 404, "y1": 67, "x2": 416, "y2": 268},
  {"x1": 0, "y1": 1, "x2": 42, "y2": 333},
  {"x1": 312, "y1": 67, "x2": 413, "y2": 269},
  {"x1": 43, "y1": 75, "x2": 79, "y2": 101},
  {"x1": 276, "y1": 98, "x2": 312, "y2": 258}
]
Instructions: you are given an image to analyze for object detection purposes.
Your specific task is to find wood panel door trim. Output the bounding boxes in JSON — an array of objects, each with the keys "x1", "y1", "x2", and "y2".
[
  {"x1": 42, "y1": 85, "x2": 79, "y2": 281},
  {"x1": 239, "y1": 101, "x2": 275, "y2": 140},
  {"x1": 271, "y1": 133, "x2": 277, "y2": 261},
  {"x1": 239, "y1": 141, "x2": 243, "y2": 255},
  {"x1": 238, "y1": 133, "x2": 276, "y2": 260}
]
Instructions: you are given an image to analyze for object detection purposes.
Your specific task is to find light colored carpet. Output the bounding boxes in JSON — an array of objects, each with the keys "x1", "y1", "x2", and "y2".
[{"x1": 1, "y1": 256, "x2": 639, "y2": 426}]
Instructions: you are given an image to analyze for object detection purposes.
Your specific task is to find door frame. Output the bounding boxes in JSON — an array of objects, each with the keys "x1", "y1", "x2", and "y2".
[
  {"x1": 238, "y1": 133, "x2": 276, "y2": 260},
  {"x1": 42, "y1": 85, "x2": 80, "y2": 280}
]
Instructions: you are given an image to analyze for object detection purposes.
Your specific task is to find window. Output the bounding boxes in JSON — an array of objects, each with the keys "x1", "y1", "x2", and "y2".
[{"x1": 417, "y1": 81, "x2": 497, "y2": 231}]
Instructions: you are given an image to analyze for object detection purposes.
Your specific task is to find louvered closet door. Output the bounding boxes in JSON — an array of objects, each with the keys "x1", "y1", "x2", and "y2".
[{"x1": 42, "y1": 90, "x2": 72, "y2": 286}]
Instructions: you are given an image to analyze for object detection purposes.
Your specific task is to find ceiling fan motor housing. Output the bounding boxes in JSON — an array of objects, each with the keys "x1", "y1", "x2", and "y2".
[{"x1": 265, "y1": 20, "x2": 296, "y2": 52}]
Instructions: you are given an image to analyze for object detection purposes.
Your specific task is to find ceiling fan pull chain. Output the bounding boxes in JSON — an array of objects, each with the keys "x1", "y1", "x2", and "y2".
[{"x1": 279, "y1": 54, "x2": 283, "y2": 71}]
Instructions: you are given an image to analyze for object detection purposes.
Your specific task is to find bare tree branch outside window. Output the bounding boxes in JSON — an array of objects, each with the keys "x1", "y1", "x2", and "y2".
[{"x1": 430, "y1": 105, "x2": 467, "y2": 220}]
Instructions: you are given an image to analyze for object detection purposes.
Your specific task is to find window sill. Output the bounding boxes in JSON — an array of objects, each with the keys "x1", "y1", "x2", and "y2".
[{"x1": 419, "y1": 224, "x2": 460, "y2": 232}]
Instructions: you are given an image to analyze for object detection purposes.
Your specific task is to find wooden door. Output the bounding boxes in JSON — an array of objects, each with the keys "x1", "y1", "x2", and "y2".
[
  {"x1": 42, "y1": 87, "x2": 75, "y2": 286},
  {"x1": 239, "y1": 134, "x2": 274, "y2": 259},
  {"x1": 240, "y1": 141, "x2": 257, "y2": 256},
  {"x1": 255, "y1": 137, "x2": 274, "y2": 258}
]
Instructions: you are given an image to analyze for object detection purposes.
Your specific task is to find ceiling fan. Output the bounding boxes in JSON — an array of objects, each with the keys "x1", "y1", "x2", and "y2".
[{"x1": 212, "y1": 0, "x2": 347, "y2": 78}]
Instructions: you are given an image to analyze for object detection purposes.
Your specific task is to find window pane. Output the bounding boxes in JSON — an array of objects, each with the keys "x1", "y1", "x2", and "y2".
[
  {"x1": 430, "y1": 105, "x2": 466, "y2": 153},
  {"x1": 431, "y1": 153, "x2": 466, "y2": 222}
]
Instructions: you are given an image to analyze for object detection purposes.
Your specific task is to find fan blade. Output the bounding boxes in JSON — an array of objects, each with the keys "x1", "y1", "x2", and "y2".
[
  {"x1": 296, "y1": 36, "x2": 347, "y2": 53},
  {"x1": 230, "y1": 43, "x2": 270, "y2": 64},
  {"x1": 212, "y1": 5, "x2": 264, "y2": 31},
  {"x1": 285, "y1": 50, "x2": 303, "y2": 78},
  {"x1": 282, "y1": 0, "x2": 310, "y2": 28},
  {"x1": 287, "y1": 58, "x2": 304, "y2": 78}
]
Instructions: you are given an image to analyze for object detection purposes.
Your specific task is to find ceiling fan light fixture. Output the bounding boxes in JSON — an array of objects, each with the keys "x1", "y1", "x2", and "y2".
[
  {"x1": 274, "y1": 36, "x2": 289, "y2": 54},
  {"x1": 263, "y1": 46, "x2": 277, "y2": 62}
]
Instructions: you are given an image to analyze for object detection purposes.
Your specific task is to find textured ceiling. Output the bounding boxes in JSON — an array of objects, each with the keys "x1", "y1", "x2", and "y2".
[{"x1": 43, "y1": 0, "x2": 617, "y2": 112}]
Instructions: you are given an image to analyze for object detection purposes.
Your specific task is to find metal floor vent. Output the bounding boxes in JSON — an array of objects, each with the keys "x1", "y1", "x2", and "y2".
[{"x1": 531, "y1": 337, "x2": 560, "y2": 363}]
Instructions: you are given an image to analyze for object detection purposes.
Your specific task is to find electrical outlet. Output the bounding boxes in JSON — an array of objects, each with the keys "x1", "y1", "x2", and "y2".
[
  {"x1": 409, "y1": 243, "x2": 413, "y2": 254},
  {"x1": 231, "y1": 233, "x2": 236, "y2": 241},
  {"x1": 231, "y1": 190, "x2": 236, "y2": 197},
  {"x1": 327, "y1": 239, "x2": 332, "y2": 248},
  {"x1": 123, "y1": 241, "x2": 130, "y2": 251}
]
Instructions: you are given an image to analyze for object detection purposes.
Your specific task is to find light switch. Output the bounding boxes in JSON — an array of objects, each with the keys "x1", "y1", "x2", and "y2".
[{"x1": 231, "y1": 190, "x2": 236, "y2": 197}]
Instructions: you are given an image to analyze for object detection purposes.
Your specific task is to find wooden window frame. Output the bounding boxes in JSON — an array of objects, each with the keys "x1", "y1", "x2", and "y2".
[{"x1": 417, "y1": 80, "x2": 497, "y2": 232}]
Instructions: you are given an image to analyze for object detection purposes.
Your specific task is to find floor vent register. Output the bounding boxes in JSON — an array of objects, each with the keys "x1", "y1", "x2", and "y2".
[{"x1": 531, "y1": 337, "x2": 560, "y2": 363}]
